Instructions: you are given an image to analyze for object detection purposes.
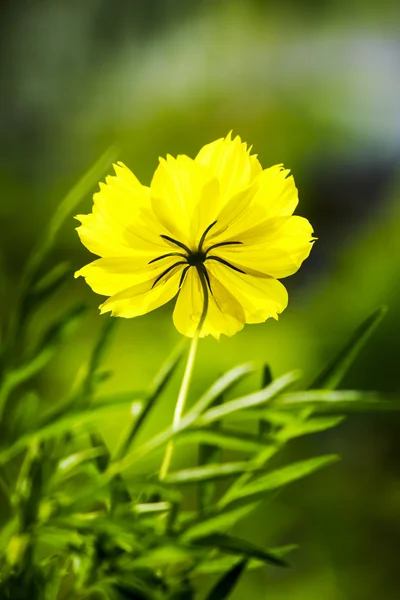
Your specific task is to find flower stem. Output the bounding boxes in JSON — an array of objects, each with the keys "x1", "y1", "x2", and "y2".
[
  {"x1": 159, "y1": 266, "x2": 209, "y2": 480},
  {"x1": 159, "y1": 333, "x2": 199, "y2": 480}
]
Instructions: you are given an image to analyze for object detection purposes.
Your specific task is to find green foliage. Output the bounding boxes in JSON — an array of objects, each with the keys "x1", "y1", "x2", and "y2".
[{"x1": 0, "y1": 157, "x2": 398, "y2": 599}]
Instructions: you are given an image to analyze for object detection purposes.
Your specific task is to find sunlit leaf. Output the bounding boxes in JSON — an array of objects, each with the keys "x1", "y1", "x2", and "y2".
[
  {"x1": 278, "y1": 415, "x2": 345, "y2": 440},
  {"x1": 195, "y1": 371, "x2": 300, "y2": 427},
  {"x1": 276, "y1": 390, "x2": 400, "y2": 412},
  {"x1": 181, "y1": 502, "x2": 261, "y2": 542},
  {"x1": 219, "y1": 455, "x2": 340, "y2": 507},
  {"x1": 164, "y1": 462, "x2": 263, "y2": 485},
  {"x1": 177, "y1": 429, "x2": 267, "y2": 454},
  {"x1": 185, "y1": 363, "x2": 254, "y2": 422}
]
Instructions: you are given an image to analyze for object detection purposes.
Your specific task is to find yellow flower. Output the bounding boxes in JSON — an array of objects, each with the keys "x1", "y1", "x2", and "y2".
[{"x1": 75, "y1": 133, "x2": 314, "y2": 339}]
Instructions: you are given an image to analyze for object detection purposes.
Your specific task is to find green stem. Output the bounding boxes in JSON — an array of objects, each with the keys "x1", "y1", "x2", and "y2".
[
  {"x1": 159, "y1": 334, "x2": 199, "y2": 480},
  {"x1": 159, "y1": 266, "x2": 209, "y2": 480}
]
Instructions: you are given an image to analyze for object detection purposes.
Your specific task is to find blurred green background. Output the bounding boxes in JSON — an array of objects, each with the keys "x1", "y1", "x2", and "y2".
[{"x1": 1, "y1": 0, "x2": 400, "y2": 598}]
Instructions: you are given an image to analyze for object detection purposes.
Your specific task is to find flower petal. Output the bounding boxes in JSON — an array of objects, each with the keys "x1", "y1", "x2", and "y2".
[
  {"x1": 200, "y1": 164, "x2": 298, "y2": 248},
  {"x1": 99, "y1": 267, "x2": 183, "y2": 318},
  {"x1": 75, "y1": 256, "x2": 183, "y2": 296},
  {"x1": 150, "y1": 155, "x2": 219, "y2": 247},
  {"x1": 216, "y1": 216, "x2": 314, "y2": 278},
  {"x1": 207, "y1": 262, "x2": 288, "y2": 324},
  {"x1": 173, "y1": 268, "x2": 245, "y2": 339},
  {"x1": 76, "y1": 162, "x2": 165, "y2": 259},
  {"x1": 195, "y1": 133, "x2": 262, "y2": 207}
]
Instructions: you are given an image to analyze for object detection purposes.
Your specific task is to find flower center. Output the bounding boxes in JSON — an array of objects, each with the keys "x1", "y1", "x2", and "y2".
[
  {"x1": 187, "y1": 250, "x2": 206, "y2": 267},
  {"x1": 149, "y1": 221, "x2": 246, "y2": 292}
]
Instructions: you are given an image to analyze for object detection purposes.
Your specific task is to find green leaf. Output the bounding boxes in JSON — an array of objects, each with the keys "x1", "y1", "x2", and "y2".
[
  {"x1": 192, "y1": 533, "x2": 289, "y2": 567},
  {"x1": 219, "y1": 455, "x2": 340, "y2": 506},
  {"x1": 0, "y1": 305, "x2": 86, "y2": 419},
  {"x1": 185, "y1": 363, "x2": 254, "y2": 422},
  {"x1": 23, "y1": 262, "x2": 73, "y2": 316},
  {"x1": 190, "y1": 364, "x2": 254, "y2": 513},
  {"x1": 205, "y1": 559, "x2": 248, "y2": 600},
  {"x1": 276, "y1": 390, "x2": 400, "y2": 412},
  {"x1": 81, "y1": 318, "x2": 118, "y2": 401},
  {"x1": 278, "y1": 415, "x2": 346, "y2": 440},
  {"x1": 258, "y1": 365, "x2": 272, "y2": 437},
  {"x1": 54, "y1": 447, "x2": 109, "y2": 479},
  {"x1": 181, "y1": 501, "x2": 262, "y2": 541},
  {"x1": 177, "y1": 429, "x2": 267, "y2": 454},
  {"x1": 164, "y1": 462, "x2": 263, "y2": 485},
  {"x1": 114, "y1": 341, "x2": 185, "y2": 460},
  {"x1": 23, "y1": 146, "x2": 119, "y2": 286},
  {"x1": 310, "y1": 306, "x2": 387, "y2": 390},
  {"x1": 195, "y1": 371, "x2": 300, "y2": 427},
  {"x1": 198, "y1": 396, "x2": 224, "y2": 512},
  {"x1": 195, "y1": 544, "x2": 298, "y2": 575},
  {"x1": 0, "y1": 396, "x2": 138, "y2": 466}
]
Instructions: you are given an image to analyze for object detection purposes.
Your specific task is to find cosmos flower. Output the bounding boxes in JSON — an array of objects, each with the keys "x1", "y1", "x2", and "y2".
[{"x1": 75, "y1": 134, "x2": 314, "y2": 339}]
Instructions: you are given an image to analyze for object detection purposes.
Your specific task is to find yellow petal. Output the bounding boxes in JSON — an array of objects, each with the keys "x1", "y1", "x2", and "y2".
[
  {"x1": 99, "y1": 267, "x2": 183, "y2": 318},
  {"x1": 251, "y1": 165, "x2": 298, "y2": 218},
  {"x1": 150, "y1": 155, "x2": 219, "y2": 247},
  {"x1": 207, "y1": 262, "x2": 288, "y2": 324},
  {"x1": 195, "y1": 133, "x2": 262, "y2": 208},
  {"x1": 173, "y1": 268, "x2": 245, "y2": 339},
  {"x1": 217, "y1": 216, "x2": 314, "y2": 278},
  {"x1": 76, "y1": 162, "x2": 165, "y2": 258},
  {"x1": 198, "y1": 163, "x2": 297, "y2": 248},
  {"x1": 75, "y1": 256, "x2": 184, "y2": 296}
]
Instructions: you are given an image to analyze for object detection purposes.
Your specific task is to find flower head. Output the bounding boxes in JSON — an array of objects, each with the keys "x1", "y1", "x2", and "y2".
[{"x1": 75, "y1": 133, "x2": 314, "y2": 339}]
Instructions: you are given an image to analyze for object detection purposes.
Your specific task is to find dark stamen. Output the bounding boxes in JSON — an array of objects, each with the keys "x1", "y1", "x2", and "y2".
[
  {"x1": 205, "y1": 241, "x2": 243, "y2": 254},
  {"x1": 179, "y1": 265, "x2": 190, "y2": 288},
  {"x1": 151, "y1": 261, "x2": 187, "y2": 289},
  {"x1": 205, "y1": 255, "x2": 246, "y2": 274},
  {"x1": 160, "y1": 235, "x2": 191, "y2": 254},
  {"x1": 198, "y1": 220, "x2": 218, "y2": 251},
  {"x1": 201, "y1": 265, "x2": 213, "y2": 293},
  {"x1": 149, "y1": 252, "x2": 187, "y2": 264}
]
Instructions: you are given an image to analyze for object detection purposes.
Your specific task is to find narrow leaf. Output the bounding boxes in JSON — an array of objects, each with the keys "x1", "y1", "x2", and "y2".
[
  {"x1": 185, "y1": 363, "x2": 255, "y2": 422},
  {"x1": 164, "y1": 462, "x2": 262, "y2": 485},
  {"x1": 81, "y1": 318, "x2": 117, "y2": 401},
  {"x1": 181, "y1": 502, "x2": 261, "y2": 541},
  {"x1": 279, "y1": 415, "x2": 345, "y2": 440},
  {"x1": 0, "y1": 397, "x2": 138, "y2": 466},
  {"x1": 198, "y1": 395, "x2": 223, "y2": 512},
  {"x1": 310, "y1": 306, "x2": 387, "y2": 390},
  {"x1": 192, "y1": 533, "x2": 289, "y2": 567},
  {"x1": 23, "y1": 146, "x2": 118, "y2": 285},
  {"x1": 195, "y1": 544, "x2": 297, "y2": 575},
  {"x1": 196, "y1": 371, "x2": 300, "y2": 427},
  {"x1": 259, "y1": 365, "x2": 272, "y2": 437},
  {"x1": 220, "y1": 455, "x2": 339, "y2": 506},
  {"x1": 114, "y1": 341, "x2": 185, "y2": 460},
  {"x1": 205, "y1": 559, "x2": 248, "y2": 600},
  {"x1": 0, "y1": 305, "x2": 85, "y2": 418},
  {"x1": 277, "y1": 390, "x2": 400, "y2": 412},
  {"x1": 177, "y1": 429, "x2": 267, "y2": 454}
]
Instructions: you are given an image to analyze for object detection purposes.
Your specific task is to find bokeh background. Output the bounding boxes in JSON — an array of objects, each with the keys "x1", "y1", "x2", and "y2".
[{"x1": 1, "y1": 1, "x2": 400, "y2": 598}]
